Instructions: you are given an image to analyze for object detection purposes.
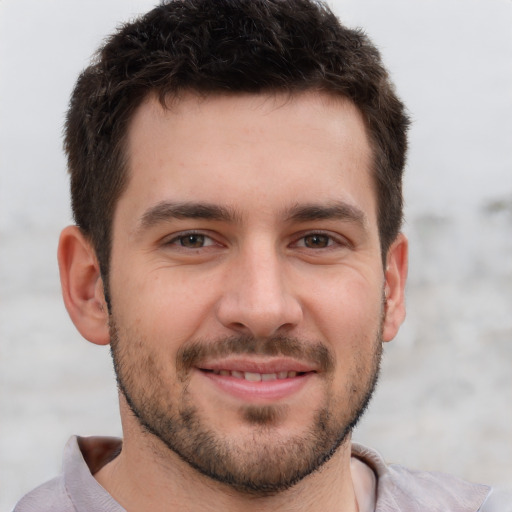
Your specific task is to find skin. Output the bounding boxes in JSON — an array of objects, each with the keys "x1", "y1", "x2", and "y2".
[{"x1": 58, "y1": 91, "x2": 407, "y2": 512}]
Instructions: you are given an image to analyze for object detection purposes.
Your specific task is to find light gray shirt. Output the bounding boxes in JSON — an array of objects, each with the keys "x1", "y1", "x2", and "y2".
[{"x1": 13, "y1": 436, "x2": 511, "y2": 511}]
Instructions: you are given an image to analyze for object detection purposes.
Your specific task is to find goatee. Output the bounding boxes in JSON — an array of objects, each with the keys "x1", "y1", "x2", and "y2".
[{"x1": 110, "y1": 326, "x2": 382, "y2": 495}]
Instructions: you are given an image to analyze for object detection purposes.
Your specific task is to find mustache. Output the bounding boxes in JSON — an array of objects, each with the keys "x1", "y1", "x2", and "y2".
[{"x1": 176, "y1": 335, "x2": 335, "y2": 375}]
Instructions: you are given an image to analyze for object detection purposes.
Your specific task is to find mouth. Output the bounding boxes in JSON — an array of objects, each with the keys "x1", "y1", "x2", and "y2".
[
  {"x1": 196, "y1": 360, "x2": 316, "y2": 402},
  {"x1": 202, "y1": 369, "x2": 308, "y2": 381}
]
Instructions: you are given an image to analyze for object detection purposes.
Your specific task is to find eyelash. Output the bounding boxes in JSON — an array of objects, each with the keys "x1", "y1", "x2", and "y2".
[
  {"x1": 165, "y1": 231, "x2": 218, "y2": 249},
  {"x1": 164, "y1": 230, "x2": 348, "y2": 251},
  {"x1": 292, "y1": 231, "x2": 349, "y2": 250}
]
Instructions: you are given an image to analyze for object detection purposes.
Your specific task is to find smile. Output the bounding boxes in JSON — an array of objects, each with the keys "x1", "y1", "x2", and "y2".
[
  {"x1": 197, "y1": 363, "x2": 315, "y2": 402},
  {"x1": 205, "y1": 369, "x2": 306, "y2": 381}
]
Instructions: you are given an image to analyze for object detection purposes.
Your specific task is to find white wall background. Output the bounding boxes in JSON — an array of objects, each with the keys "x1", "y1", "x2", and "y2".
[{"x1": 1, "y1": 0, "x2": 511, "y2": 509}]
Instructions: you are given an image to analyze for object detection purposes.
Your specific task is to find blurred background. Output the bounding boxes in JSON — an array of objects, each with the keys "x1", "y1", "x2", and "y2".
[{"x1": 1, "y1": 0, "x2": 511, "y2": 509}]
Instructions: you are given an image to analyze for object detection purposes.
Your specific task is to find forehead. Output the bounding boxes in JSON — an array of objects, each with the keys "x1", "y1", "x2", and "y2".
[{"x1": 118, "y1": 91, "x2": 376, "y2": 229}]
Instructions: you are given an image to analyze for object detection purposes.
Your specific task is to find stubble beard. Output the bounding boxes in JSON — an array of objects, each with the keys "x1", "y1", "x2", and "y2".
[{"x1": 109, "y1": 321, "x2": 383, "y2": 496}]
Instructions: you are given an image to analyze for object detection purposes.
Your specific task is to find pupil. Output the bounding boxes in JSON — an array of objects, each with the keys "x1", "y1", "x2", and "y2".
[
  {"x1": 305, "y1": 234, "x2": 328, "y2": 248},
  {"x1": 182, "y1": 234, "x2": 204, "y2": 248}
]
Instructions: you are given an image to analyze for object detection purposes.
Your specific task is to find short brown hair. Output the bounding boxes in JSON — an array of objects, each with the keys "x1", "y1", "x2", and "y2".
[{"x1": 65, "y1": 0, "x2": 409, "y2": 280}]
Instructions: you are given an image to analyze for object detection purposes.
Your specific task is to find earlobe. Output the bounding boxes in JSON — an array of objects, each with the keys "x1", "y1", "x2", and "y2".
[
  {"x1": 58, "y1": 226, "x2": 110, "y2": 345},
  {"x1": 382, "y1": 233, "x2": 408, "y2": 342}
]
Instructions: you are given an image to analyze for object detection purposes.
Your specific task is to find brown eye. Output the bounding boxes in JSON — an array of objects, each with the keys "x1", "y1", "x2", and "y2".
[
  {"x1": 303, "y1": 234, "x2": 330, "y2": 248},
  {"x1": 179, "y1": 234, "x2": 205, "y2": 248}
]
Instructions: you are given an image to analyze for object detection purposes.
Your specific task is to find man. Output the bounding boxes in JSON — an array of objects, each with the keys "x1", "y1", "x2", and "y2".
[{"x1": 13, "y1": 0, "x2": 510, "y2": 510}]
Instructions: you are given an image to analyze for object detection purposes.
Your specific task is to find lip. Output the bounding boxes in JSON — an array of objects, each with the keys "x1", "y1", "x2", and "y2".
[
  {"x1": 197, "y1": 357, "x2": 317, "y2": 402},
  {"x1": 198, "y1": 356, "x2": 318, "y2": 374}
]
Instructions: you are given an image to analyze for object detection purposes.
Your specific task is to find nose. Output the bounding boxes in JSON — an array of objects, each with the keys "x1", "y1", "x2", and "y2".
[{"x1": 215, "y1": 245, "x2": 303, "y2": 338}]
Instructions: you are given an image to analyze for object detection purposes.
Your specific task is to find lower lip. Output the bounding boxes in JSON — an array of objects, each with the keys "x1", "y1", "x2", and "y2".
[{"x1": 200, "y1": 370, "x2": 313, "y2": 402}]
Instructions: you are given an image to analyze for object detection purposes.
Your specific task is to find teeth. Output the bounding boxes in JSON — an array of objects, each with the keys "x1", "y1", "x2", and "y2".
[
  {"x1": 244, "y1": 372, "x2": 261, "y2": 382},
  {"x1": 211, "y1": 370, "x2": 300, "y2": 380}
]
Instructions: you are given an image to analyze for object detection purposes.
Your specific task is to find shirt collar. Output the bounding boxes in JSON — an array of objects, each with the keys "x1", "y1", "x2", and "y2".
[
  {"x1": 351, "y1": 442, "x2": 490, "y2": 512},
  {"x1": 63, "y1": 436, "x2": 491, "y2": 512}
]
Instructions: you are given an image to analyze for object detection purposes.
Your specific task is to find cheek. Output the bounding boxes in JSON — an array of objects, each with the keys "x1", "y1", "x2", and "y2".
[
  {"x1": 110, "y1": 265, "x2": 223, "y2": 345},
  {"x1": 300, "y1": 272, "x2": 384, "y2": 385},
  {"x1": 303, "y1": 270, "x2": 384, "y2": 337}
]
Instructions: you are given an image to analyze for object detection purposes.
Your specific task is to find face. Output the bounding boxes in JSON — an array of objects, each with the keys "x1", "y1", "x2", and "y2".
[{"x1": 107, "y1": 92, "x2": 397, "y2": 493}]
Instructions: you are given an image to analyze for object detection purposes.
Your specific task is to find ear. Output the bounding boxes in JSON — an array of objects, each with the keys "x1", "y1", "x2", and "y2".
[
  {"x1": 58, "y1": 225, "x2": 110, "y2": 345},
  {"x1": 382, "y1": 232, "x2": 408, "y2": 342}
]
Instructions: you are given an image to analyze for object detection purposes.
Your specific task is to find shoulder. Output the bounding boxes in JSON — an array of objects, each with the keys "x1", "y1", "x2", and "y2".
[
  {"x1": 12, "y1": 475, "x2": 75, "y2": 512},
  {"x1": 478, "y1": 488, "x2": 512, "y2": 512},
  {"x1": 352, "y1": 443, "x2": 492, "y2": 511},
  {"x1": 12, "y1": 435, "x2": 124, "y2": 512},
  {"x1": 384, "y1": 462, "x2": 491, "y2": 510}
]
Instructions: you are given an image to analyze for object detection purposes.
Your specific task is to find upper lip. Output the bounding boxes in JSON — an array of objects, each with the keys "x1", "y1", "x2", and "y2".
[{"x1": 197, "y1": 357, "x2": 318, "y2": 374}]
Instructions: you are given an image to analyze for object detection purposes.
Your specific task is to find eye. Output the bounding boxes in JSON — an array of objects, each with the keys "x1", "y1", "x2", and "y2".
[
  {"x1": 294, "y1": 233, "x2": 339, "y2": 249},
  {"x1": 180, "y1": 234, "x2": 206, "y2": 248},
  {"x1": 167, "y1": 232, "x2": 216, "y2": 249},
  {"x1": 301, "y1": 234, "x2": 332, "y2": 249}
]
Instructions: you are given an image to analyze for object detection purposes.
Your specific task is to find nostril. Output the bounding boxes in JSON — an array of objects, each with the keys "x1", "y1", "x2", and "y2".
[
  {"x1": 215, "y1": 290, "x2": 303, "y2": 339},
  {"x1": 228, "y1": 321, "x2": 249, "y2": 332}
]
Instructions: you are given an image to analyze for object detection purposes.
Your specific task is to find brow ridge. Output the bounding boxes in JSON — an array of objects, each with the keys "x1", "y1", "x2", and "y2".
[
  {"x1": 138, "y1": 201, "x2": 239, "y2": 231},
  {"x1": 285, "y1": 202, "x2": 367, "y2": 226},
  {"x1": 137, "y1": 199, "x2": 367, "y2": 233}
]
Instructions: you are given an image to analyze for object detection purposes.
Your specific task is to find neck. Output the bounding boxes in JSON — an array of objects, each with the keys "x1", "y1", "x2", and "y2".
[{"x1": 95, "y1": 428, "x2": 359, "y2": 512}]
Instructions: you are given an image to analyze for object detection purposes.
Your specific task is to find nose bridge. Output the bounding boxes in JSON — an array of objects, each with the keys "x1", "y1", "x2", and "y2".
[
  {"x1": 217, "y1": 237, "x2": 302, "y2": 336},
  {"x1": 245, "y1": 241, "x2": 284, "y2": 306}
]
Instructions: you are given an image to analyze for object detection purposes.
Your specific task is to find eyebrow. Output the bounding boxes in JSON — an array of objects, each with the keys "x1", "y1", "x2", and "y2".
[
  {"x1": 136, "y1": 199, "x2": 368, "y2": 234},
  {"x1": 285, "y1": 202, "x2": 368, "y2": 227},
  {"x1": 137, "y1": 201, "x2": 239, "y2": 231}
]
